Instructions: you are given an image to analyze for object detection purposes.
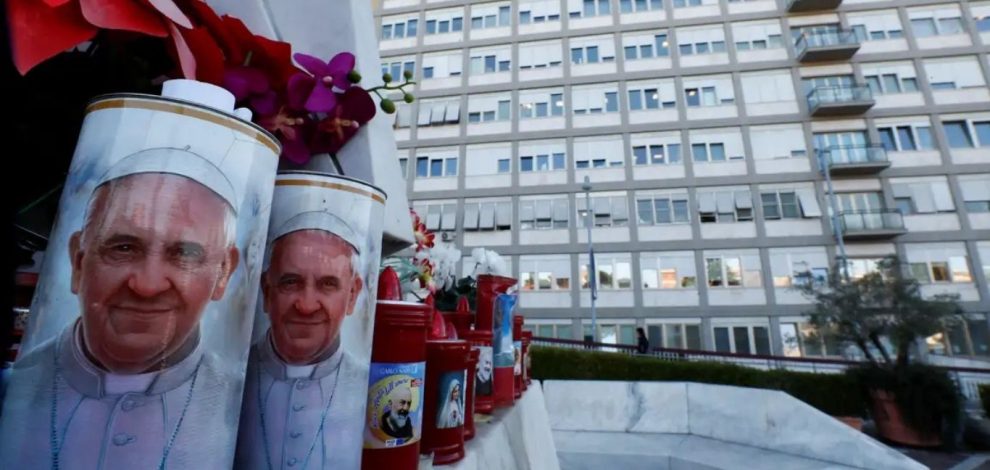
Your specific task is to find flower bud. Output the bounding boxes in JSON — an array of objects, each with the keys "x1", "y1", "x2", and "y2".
[
  {"x1": 380, "y1": 99, "x2": 396, "y2": 114},
  {"x1": 403, "y1": 93, "x2": 415, "y2": 104}
]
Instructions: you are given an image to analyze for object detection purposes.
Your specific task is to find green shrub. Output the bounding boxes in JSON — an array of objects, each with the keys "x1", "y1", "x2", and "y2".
[
  {"x1": 981, "y1": 384, "x2": 990, "y2": 418},
  {"x1": 846, "y1": 363, "x2": 963, "y2": 446},
  {"x1": 531, "y1": 346, "x2": 866, "y2": 417}
]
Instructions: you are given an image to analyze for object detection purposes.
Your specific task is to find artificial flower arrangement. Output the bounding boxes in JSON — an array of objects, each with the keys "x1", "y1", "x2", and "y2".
[
  {"x1": 382, "y1": 209, "x2": 510, "y2": 311},
  {"x1": 6, "y1": 0, "x2": 415, "y2": 164}
]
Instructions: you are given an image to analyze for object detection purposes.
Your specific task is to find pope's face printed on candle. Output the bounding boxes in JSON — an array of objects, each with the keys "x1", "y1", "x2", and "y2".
[
  {"x1": 68, "y1": 172, "x2": 240, "y2": 374},
  {"x1": 262, "y1": 229, "x2": 364, "y2": 365}
]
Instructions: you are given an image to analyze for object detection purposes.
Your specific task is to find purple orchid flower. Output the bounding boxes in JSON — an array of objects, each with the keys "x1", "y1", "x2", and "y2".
[
  {"x1": 222, "y1": 66, "x2": 278, "y2": 116},
  {"x1": 287, "y1": 52, "x2": 356, "y2": 113}
]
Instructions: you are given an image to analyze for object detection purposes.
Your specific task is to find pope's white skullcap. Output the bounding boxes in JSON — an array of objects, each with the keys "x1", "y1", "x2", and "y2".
[
  {"x1": 272, "y1": 211, "x2": 361, "y2": 255},
  {"x1": 95, "y1": 147, "x2": 238, "y2": 214}
]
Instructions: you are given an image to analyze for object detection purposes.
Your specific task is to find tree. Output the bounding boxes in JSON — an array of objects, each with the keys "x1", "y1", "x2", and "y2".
[
  {"x1": 801, "y1": 256, "x2": 965, "y2": 445},
  {"x1": 799, "y1": 256, "x2": 962, "y2": 366}
]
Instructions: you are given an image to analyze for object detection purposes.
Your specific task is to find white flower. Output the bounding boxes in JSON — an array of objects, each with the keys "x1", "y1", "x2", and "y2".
[
  {"x1": 470, "y1": 247, "x2": 508, "y2": 277},
  {"x1": 429, "y1": 242, "x2": 462, "y2": 291}
]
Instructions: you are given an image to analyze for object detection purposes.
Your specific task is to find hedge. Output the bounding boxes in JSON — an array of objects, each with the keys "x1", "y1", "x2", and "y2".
[{"x1": 531, "y1": 346, "x2": 867, "y2": 417}]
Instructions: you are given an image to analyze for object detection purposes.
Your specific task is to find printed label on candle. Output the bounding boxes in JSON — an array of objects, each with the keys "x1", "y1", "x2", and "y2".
[
  {"x1": 364, "y1": 361, "x2": 426, "y2": 449},
  {"x1": 435, "y1": 370, "x2": 468, "y2": 429},
  {"x1": 474, "y1": 345, "x2": 493, "y2": 397}
]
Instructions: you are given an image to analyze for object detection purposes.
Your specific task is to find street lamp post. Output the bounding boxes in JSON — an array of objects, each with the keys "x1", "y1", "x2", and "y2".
[{"x1": 582, "y1": 176, "x2": 598, "y2": 342}]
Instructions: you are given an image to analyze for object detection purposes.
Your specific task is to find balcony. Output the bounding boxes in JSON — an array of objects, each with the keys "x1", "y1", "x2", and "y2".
[
  {"x1": 807, "y1": 85, "x2": 874, "y2": 116},
  {"x1": 787, "y1": 0, "x2": 842, "y2": 12},
  {"x1": 821, "y1": 145, "x2": 890, "y2": 175},
  {"x1": 838, "y1": 210, "x2": 906, "y2": 240},
  {"x1": 795, "y1": 30, "x2": 860, "y2": 62}
]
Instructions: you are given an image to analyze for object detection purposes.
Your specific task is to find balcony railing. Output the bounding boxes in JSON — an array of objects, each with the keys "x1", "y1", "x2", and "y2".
[
  {"x1": 807, "y1": 85, "x2": 874, "y2": 115},
  {"x1": 794, "y1": 30, "x2": 860, "y2": 60},
  {"x1": 838, "y1": 209, "x2": 906, "y2": 236},
  {"x1": 787, "y1": 0, "x2": 842, "y2": 12},
  {"x1": 821, "y1": 145, "x2": 890, "y2": 174},
  {"x1": 822, "y1": 145, "x2": 887, "y2": 166}
]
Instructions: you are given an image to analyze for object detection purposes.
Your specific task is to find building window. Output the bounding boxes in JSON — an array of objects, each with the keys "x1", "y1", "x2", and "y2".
[
  {"x1": 760, "y1": 189, "x2": 822, "y2": 220},
  {"x1": 691, "y1": 142, "x2": 726, "y2": 162},
  {"x1": 518, "y1": 0, "x2": 562, "y2": 24},
  {"x1": 910, "y1": 16, "x2": 964, "y2": 37},
  {"x1": 640, "y1": 253, "x2": 697, "y2": 289},
  {"x1": 678, "y1": 40, "x2": 726, "y2": 56},
  {"x1": 381, "y1": 18, "x2": 418, "y2": 39},
  {"x1": 877, "y1": 125, "x2": 934, "y2": 152},
  {"x1": 636, "y1": 194, "x2": 690, "y2": 225},
  {"x1": 520, "y1": 152, "x2": 566, "y2": 172},
  {"x1": 961, "y1": 178, "x2": 990, "y2": 213},
  {"x1": 497, "y1": 159, "x2": 511, "y2": 173},
  {"x1": 697, "y1": 190, "x2": 753, "y2": 223},
  {"x1": 910, "y1": 257, "x2": 972, "y2": 284},
  {"x1": 381, "y1": 60, "x2": 416, "y2": 81},
  {"x1": 633, "y1": 143, "x2": 681, "y2": 165},
  {"x1": 671, "y1": 0, "x2": 703, "y2": 8},
  {"x1": 462, "y1": 201, "x2": 513, "y2": 232},
  {"x1": 706, "y1": 257, "x2": 748, "y2": 287},
  {"x1": 418, "y1": 203, "x2": 458, "y2": 232},
  {"x1": 570, "y1": 45, "x2": 615, "y2": 64},
  {"x1": 624, "y1": 34, "x2": 670, "y2": 60},
  {"x1": 943, "y1": 121, "x2": 977, "y2": 149},
  {"x1": 520, "y1": 258, "x2": 571, "y2": 291},
  {"x1": 416, "y1": 156, "x2": 458, "y2": 178},
  {"x1": 398, "y1": 158, "x2": 408, "y2": 177},
  {"x1": 891, "y1": 180, "x2": 956, "y2": 214},
  {"x1": 571, "y1": 0, "x2": 611, "y2": 18},
  {"x1": 619, "y1": 0, "x2": 662, "y2": 13},
  {"x1": 735, "y1": 35, "x2": 783, "y2": 51},
  {"x1": 577, "y1": 196, "x2": 629, "y2": 228},
  {"x1": 580, "y1": 256, "x2": 633, "y2": 290},
  {"x1": 684, "y1": 86, "x2": 728, "y2": 107},
  {"x1": 646, "y1": 323, "x2": 702, "y2": 349},
  {"x1": 470, "y1": 54, "x2": 511, "y2": 74},
  {"x1": 713, "y1": 325, "x2": 771, "y2": 355},
  {"x1": 425, "y1": 15, "x2": 464, "y2": 35},
  {"x1": 417, "y1": 100, "x2": 461, "y2": 127},
  {"x1": 468, "y1": 98, "x2": 512, "y2": 123},
  {"x1": 520, "y1": 198, "x2": 570, "y2": 230},
  {"x1": 472, "y1": 6, "x2": 512, "y2": 29},
  {"x1": 572, "y1": 88, "x2": 619, "y2": 114},
  {"x1": 628, "y1": 88, "x2": 675, "y2": 110},
  {"x1": 863, "y1": 73, "x2": 918, "y2": 95},
  {"x1": 520, "y1": 92, "x2": 564, "y2": 118}
]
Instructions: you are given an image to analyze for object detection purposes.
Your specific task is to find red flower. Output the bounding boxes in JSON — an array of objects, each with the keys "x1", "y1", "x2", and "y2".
[
  {"x1": 180, "y1": 2, "x2": 295, "y2": 89},
  {"x1": 410, "y1": 209, "x2": 435, "y2": 251},
  {"x1": 309, "y1": 87, "x2": 376, "y2": 157},
  {"x1": 257, "y1": 106, "x2": 313, "y2": 164},
  {"x1": 7, "y1": 0, "x2": 192, "y2": 75}
]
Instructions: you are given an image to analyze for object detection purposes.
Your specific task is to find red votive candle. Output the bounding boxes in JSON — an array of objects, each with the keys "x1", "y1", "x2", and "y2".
[
  {"x1": 362, "y1": 301, "x2": 430, "y2": 470},
  {"x1": 463, "y1": 348, "x2": 480, "y2": 441},
  {"x1": 512, "y1": 312, "x2": 523, "y2": 400},
  {"x1": 421, "y1": 340, "x2": 470, "y2": 465},
  {"x1": 458, "y1": 329, "x2": 494, "y2": 414}
]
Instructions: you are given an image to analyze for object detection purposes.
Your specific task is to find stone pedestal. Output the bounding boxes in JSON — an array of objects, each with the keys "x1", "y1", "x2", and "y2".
[
  {"x1": 544, "y1": 380, "x2": 926, "y2": 470},
  {"x1": 420, "y1": 382, "x2": 561, "y2": 470}
]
